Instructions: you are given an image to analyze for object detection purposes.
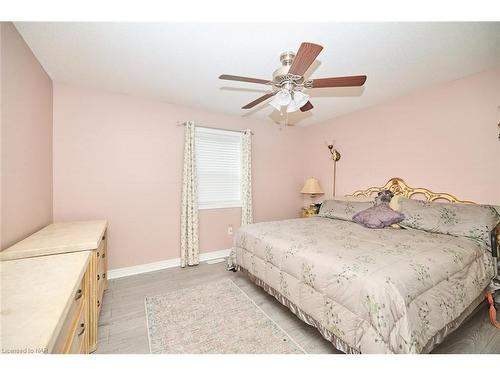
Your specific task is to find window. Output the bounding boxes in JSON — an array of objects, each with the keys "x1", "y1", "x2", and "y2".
[{"x1": 195, "y1": 127, "x2": 242, "y2": 209}]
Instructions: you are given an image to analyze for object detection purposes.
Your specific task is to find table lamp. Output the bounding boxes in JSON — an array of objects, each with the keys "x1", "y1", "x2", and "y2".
[{"x1": 301, "y1": 177, "x2": 324, "y2": 206}]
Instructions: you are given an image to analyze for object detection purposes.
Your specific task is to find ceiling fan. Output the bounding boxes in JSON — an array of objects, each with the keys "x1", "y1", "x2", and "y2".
[{"x1": 219, "y1": 42, "x2": 367, "y2": 113}]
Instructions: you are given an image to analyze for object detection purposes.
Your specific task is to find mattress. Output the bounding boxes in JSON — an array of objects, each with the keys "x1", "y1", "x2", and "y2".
[{"x1": 232, "y1": 217, "x2": 495, "y2": 353}]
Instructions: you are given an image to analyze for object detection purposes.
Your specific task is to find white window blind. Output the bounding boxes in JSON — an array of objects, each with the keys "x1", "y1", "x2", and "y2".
[{"x1": 195, "y1": 127, "x2": 242, "y2": 209}]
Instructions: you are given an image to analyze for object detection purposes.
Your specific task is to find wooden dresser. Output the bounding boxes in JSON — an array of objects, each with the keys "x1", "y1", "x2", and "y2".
[
  {"x1": 1, "y1": 220, "x2": 108, "y2": 353},
  {"x1": 1, "y1": 252, "x2": 91, "y2": 353}
]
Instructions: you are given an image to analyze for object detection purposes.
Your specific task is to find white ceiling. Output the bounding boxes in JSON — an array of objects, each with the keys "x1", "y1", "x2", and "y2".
[{"x1": 15, "y1": 22, "x2": 500, "y2": 126}]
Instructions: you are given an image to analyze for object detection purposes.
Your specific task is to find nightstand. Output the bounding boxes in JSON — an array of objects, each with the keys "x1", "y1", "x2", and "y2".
[{"x1": 301, "y1": 206, "x2": 318, "y2": 218}]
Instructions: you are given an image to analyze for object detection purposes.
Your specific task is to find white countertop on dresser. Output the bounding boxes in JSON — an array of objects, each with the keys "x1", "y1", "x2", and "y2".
[
  {"x1": 0, "y1": 221, "x2": 107, "y2": 261},
  {"x1": 0, "y1": 251, "x2": 91, "y2": 353}
]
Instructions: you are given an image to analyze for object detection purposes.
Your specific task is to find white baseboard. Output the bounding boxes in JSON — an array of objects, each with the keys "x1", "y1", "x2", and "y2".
[{"x1": 107, "y1": 248, "x2": 231, "y2": 280}]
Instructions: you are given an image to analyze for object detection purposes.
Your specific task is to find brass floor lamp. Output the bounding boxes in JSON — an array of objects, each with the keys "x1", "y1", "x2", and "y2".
[{"x1": 327, "y1": 144, "x2": 341, "y2": 197}]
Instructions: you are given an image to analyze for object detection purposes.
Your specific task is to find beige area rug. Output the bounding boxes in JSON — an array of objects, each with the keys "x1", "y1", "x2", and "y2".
[{"x1": 144, "y1": 278, "x2": 305, "y2": 354}]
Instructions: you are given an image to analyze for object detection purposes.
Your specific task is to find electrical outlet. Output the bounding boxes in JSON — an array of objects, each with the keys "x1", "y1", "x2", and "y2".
[{"x1": 227, "y1": 225, "x2": 233, "y2": 236}]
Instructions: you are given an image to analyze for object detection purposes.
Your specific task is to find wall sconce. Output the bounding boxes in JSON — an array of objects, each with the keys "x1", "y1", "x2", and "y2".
[{"x1": 327, "y1": 142, "x2": 341, "y2": 197}]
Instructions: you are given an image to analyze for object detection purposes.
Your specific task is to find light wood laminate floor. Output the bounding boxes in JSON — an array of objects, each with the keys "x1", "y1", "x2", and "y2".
[{"x1": 95, "y1": 261, "x2": 500, "y2": 354}]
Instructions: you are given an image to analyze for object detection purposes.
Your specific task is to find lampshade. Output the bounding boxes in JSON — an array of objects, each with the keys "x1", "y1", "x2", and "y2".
[
  {"x1": 292, "y1": 91, "x2": 309, "y2": 108},
  {"x1": 286, "y1": 99, "x2": 300, "y2": 113},
  {"x1": 268, "y1": 98, "x2": 281, "y2": 111},
  {"x1": 300, "y1": 177, "x2": 324, "y2": 195},
  {"x1": 269, "y1": 89, "x2": 292, "y2": 110},
  {"x1": 269, "y1": 89, "x2": 310, "y2": 113},
  {"x1": 286, "y1": 91, "x2": 310, "y2": 113}
]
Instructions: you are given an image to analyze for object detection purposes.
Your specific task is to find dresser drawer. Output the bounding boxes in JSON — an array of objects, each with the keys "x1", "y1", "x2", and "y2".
[
  {"x1": 66, "y1": 302, "x2": 88, "y2": 354},
  {"x1": 96, "y1": 235, "x2": 107, "y2": 302},
  {"x1": 52, "y1": 278, "x2": 86, "y2": 353},
  {"x1": 88, "y1": 230, "x2": 108, "y2": 353},
  {"x1": 97, "y1": 250, "x2": 106, "y2": 290},
  {"x1": 96, "y1": 237, "x2": 105, "y2": 264}
]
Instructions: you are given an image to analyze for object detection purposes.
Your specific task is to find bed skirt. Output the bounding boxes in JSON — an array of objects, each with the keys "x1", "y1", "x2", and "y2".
[{"x1": 236, "y1": 266, "x2": 486, "y2": 354}]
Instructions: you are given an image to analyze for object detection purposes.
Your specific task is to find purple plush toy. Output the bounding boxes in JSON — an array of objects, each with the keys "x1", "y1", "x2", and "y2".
[{"x1": 352, "y1": 190, "x2": 405, "y2": 229}]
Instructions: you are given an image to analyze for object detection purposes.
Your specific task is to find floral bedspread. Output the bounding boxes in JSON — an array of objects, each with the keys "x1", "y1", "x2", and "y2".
[{"x1": 232, "y1": 217, "x2": 494, "y2": 353}]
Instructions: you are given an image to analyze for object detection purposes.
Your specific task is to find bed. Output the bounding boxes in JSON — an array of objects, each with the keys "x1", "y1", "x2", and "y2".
[{"x1": 229, "y1": 178, "x2": 499, "y2": 354}]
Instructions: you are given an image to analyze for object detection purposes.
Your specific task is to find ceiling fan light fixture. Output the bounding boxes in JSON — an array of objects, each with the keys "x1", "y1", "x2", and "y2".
[
  {"x1": 286, "y1": 100, "x2": 300, "y2": 113},
  {"x1": 293, "y1": 91, "x2": 310, "y2": 108},
  {"x1": 275, "y1": 89, "x2": 292, "y2": 105},
  {"x1": 269, "y1": 97, "x2": 282, "y2": 111},
  {"x1": 269, "y1": 89, "x2": 292, "y2": 110}
]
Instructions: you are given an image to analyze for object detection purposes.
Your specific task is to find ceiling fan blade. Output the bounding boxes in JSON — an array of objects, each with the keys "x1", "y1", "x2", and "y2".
[
  {"x1": 300, "y1": 101, "x2": 314, "y2": 112},
  {"x1": 219, "y1": 74, "x2": 271, "y2": 85},
  {"x1": 288, "y1": 42, "x2": 323, "y2": 76},
  {"x1": 242, "y1": 93, "x2": 276, "y2": 109},
  {"x1": 310, "y1": 75, "x2": 367, "y2": 88}
]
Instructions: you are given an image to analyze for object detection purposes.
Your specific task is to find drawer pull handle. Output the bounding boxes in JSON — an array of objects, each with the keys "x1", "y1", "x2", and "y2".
[
  {"x1": 97, "y1": 251, "x2": 100, "y2": 258},
  {"x1": 78, "y1": 323, "x2": 85, "y2": 337},
  {"x1": 75, "y1": 289, "x2": 83, "y2": 301},
  {"x1": 102, "y1": 273, "x2": 106, "y2": 279},
  {"x1": 97, "y1": 300, "x2": 100, "y2": 307},
  {"x1": 102, "y1": 236, "x2": 106, "y2": 240},
  {"x1": 102, "y1": 252, "x2": 106, "y2": 259},
  {"x1": 97, "y1": 274, "x2": 100, "y2": 281}
]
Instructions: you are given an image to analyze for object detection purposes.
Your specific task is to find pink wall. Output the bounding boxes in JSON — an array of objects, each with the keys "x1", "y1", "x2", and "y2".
[
  {"x1": 301, "y1": 68, "x2": 500, "y2": 205},
  {"x1": 52, "y1": 69, "x2": 500, "y2": 270},
  {"x1": 1, "y1": 23, "x2": 53, "y2": 249},
  {"x1": 52, "y1": 83, "x2": 304, "y2": 269}
]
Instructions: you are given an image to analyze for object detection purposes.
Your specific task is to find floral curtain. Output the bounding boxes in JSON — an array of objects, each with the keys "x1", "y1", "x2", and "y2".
[
  {"x1": 241, "y1": 129, "x2": 253, "y2": 226},
  {"x1": 180, "y1": 121, "x2": 199, "y2": 267},
  {"x1": 227, "y1": 128, "x2": 253, "y2": 271}
]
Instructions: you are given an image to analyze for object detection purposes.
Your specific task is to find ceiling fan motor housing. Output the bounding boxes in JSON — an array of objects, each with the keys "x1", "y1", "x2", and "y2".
[
  {"x1": 273, "y1": 51, "x2": 303, "y2": 88},
  {"x1": 280, "y1": 51, "x2": 295, "y2": 66}
]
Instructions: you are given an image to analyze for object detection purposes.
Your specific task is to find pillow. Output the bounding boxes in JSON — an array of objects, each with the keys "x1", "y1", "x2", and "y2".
[
  {"x1": 389, "y1": 194, "x2": 402, "y2": 211},
  {"x1": 332, "y1": 195, "x2": 375, "y2": 203},
  {"x1": 353, "y1": 204, "x2": 405, "y2": 229},
  {"x1": 388, "y1": 195, "x2": 404, "y2": 228},
  {"x1": 318, "y1": 199, "x2": 373, "y2": 221},
  {"x1": 397, "y1": 197, "x2": 500, "y2": 244}
]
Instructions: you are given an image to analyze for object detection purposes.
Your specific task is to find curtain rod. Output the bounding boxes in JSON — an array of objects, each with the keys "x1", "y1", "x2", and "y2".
[{"x1": 176, "y1": 122, "x2": 254, "y2": 135}]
